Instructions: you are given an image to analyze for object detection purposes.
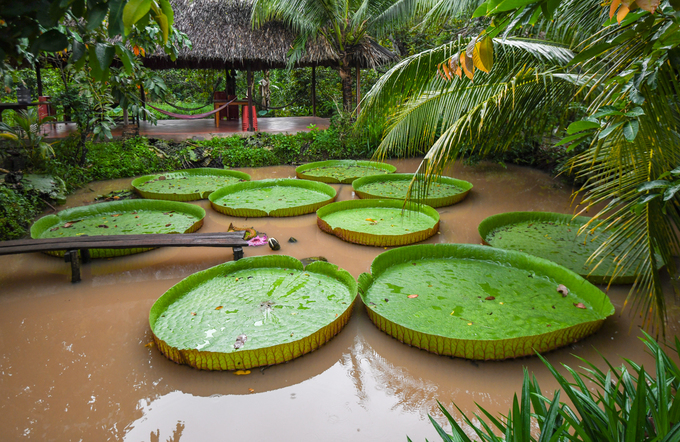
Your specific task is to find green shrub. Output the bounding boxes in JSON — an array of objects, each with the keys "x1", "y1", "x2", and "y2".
[
  {"x1": 220, "y1": 146, "x2": 279, "y2": 168},
  {"x1": 0, "y1": 186, "x2": 43, "y2": 240},
  {"x1": 421, "y1": 331, "x2": 680, "y2": 442}
]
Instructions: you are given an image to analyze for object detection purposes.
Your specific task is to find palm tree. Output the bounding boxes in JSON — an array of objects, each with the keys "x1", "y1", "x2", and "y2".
[
  {"x1": 360, "y1": 0, "x2": 680, "y2": 333},
  {"x1": 251, "y1": 0, "x2": 417, "y2": 112}
]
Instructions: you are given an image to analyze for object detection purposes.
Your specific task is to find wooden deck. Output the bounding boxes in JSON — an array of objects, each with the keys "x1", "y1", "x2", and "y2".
[{"x1": 41, "y1": 116, "x2": 330, "y2": 141}]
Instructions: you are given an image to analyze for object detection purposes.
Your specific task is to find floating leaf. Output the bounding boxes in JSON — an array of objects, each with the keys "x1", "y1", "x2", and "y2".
[
  {"x1": 132, "y1": 168, "x2": 251, "y2": 201},
  {"x1": 234, "y1": 370, "x2": 251, "y2": 375},
  {"x1": 359, "y1": 244, "x2": 614, "y2": 360},
  {"x1": 296, "y1": 160, "x2": 396, "y2": 184}
]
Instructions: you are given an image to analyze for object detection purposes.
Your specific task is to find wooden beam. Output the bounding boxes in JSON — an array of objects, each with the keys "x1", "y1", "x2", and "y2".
[
  {"x1": 140, "y1": 84, "x2": 146, "y2": 121},
  {"x1": 355, "y1": 61, "x2": 361, "y2": 116},
  {"x1": 35, "y1": 61, "x2": 43, "y2": 97},
  {"x1": 247, "y1": 63, "x2": 254, "y2": 131},
  {"x1": 312, "y1": 66, "x2": 317, "y2": 117}
]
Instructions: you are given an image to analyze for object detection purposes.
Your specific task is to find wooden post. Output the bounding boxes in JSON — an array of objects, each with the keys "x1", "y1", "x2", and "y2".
[
  {"x1": 64, "y1": 250, "x2": 81, "y2": 283},
  {"x1": 140, "y1": 84, "x2": 146, "y2": 121},
  {"x1": 355, "y1": 61, "x2": 361, "y2": 116},
  {"x1": 247, "y1": 63, "x2": 254, "y2": 132},
  {"x1": 311, "y1": 65, "x2": 317, "y2": 117},
  {"x1": 36, "y1": 62, "x2": 43, "y2": 97}
]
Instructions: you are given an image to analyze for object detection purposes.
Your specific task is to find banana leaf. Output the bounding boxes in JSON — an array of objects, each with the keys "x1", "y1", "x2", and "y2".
[
  {"x1": 295, "y1": 160, "x2": 397, "y2": 184},
  {"x1": 150, "y1": 255, "x2": 357, "y2": 370},
  {"x1": 131, "y1": 168, "x2": 251, "y2": 201},
  {"x1": 478, "y1": 211, "x2": 659, "y2": 284},
  {"x1": 358, "y1": 244, "x2": 614, "y2": 360},
  {"x1": 30, "y1": 199, "x2": 205, "y2": 258},
  {"x1": 209, "y1": 178, "x2": 336, "y2": 217},
  {"x1": 352, "y1": 173, "x2": 473, "y2": 208},
  {"x1": 317, "y1": 199, "x2": 440, "y2": 247}
]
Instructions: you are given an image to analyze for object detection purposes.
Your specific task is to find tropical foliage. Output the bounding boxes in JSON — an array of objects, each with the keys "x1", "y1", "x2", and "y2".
[
  {"x1": 251, "y1": 0, "x2": 415, "y2": 111},
  {"x1": 419, "y1": 332, "x2": 680, "y2": 442},
  {"x1": 361, "y1": 0, "x2": 680, "y2": 333}
]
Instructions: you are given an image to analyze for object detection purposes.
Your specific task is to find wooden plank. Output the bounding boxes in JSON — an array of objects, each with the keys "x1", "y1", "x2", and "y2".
[
  {"x1": 0, "y1": 231, "x2": 246, "y2": 248},
  {"x1": 0, "y1": 232, "x2": 250, "y2": 256}
]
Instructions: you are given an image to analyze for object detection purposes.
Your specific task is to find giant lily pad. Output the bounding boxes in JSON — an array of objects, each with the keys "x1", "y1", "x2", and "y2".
[
  {"x1": 132, "y1": 168, "x2": 251, "y2": 201},
  {"x1": 478, "y1": 211, "x2": 652, "y2": 284},
  {"x1": 317, "y1": 199, "x2": 440, "y2": 247},
  {"x1": 358, "y1": 244, "x2": 614, "y2": 360},
  {"x1": 209, "y1": 179, "x2": 336, "y2": 217},
  {"x1": 149, "y1": 255, "x2": 357, "y2": 370},
  {"x1": 296, "y1": 160, "x2": 397, "y2": 184},
  {"x1": 30, "y1": 200, "x2": 205, "y2": 258},
  {"x1": 352, "y1": 173, "x2": 472, "y2": 208}
]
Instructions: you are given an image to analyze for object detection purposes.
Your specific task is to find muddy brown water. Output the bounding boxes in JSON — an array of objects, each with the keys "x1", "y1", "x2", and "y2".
[{"x1": 1, "y1": 159, "x2": 679, "y2": 441}]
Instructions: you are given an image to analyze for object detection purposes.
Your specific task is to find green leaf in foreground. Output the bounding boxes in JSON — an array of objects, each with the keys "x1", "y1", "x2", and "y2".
[{"x1": 150, "y1": 255, "x2": 357, "y2": 370}]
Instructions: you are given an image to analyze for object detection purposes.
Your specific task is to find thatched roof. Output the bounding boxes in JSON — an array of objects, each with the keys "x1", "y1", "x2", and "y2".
[{"x1": 143, "y1": 0, "x2": 398, "y2": 71}]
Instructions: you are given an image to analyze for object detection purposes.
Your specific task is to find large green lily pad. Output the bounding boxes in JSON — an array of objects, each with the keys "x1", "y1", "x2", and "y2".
[
  {"x1": 30, "y1": 200, "x2": 205, "y2": 258},
  {"x1": 358, "y1": 244, "x2": 614, "y2": 360},
  {"x1": 317, "y1": 199, "x2": 440, "y2": 247},
  {"x1": 478, "y1": 211, "x2": 652, "y2": 284},
  {"x1": 209, "y1": 179, "x2": 336, "y2": 217},
  {"x1": 132, "y1": 168, "x2": 251, "y2": 201},
  {"x1": 352, "y1": 173, "x2": 473, "y2": 208},
  {"x1": 296, "y1": 160, "x2": 397, "y2": 184},
  {"x1": 150, "y1": 255, "x2": 357, "y2": 370}
]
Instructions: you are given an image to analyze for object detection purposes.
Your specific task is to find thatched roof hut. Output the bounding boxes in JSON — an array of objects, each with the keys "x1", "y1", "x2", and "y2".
[{"x1": 143, "y1": 0, "x2": 398, "y2": 71}]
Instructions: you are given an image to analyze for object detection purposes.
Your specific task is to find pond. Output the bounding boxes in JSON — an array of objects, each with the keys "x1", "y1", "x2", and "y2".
[{"x1": 1, "y1": 159, "x2": 678, "y2": 441}]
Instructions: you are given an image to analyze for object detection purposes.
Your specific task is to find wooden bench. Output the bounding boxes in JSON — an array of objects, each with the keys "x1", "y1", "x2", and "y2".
[{"x1": 0, "y1": 232, "x2": 250, "y2": 283}]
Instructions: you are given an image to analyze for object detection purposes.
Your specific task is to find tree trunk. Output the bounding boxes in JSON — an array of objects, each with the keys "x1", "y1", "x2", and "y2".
[{"x1": 339, "y1": 65, "x2": 352, "y2": 113}]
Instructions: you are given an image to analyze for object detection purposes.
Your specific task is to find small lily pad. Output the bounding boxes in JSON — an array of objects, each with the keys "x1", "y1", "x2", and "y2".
[
  {"x1": 209, "y1": 179, "x2": 336, "y2": 217},
  {"x1": 132, "y1": 168, "x2": 251, "y2": 201},
  {"x1": 296, "y1": 160, "x2": 396, "y2": 184},
  {"x1": 353, "y1": 173, "x2": 473, "y2": 208},
  {"x1": 317, "y1": 199, "x2": 440, "y2": 247}
]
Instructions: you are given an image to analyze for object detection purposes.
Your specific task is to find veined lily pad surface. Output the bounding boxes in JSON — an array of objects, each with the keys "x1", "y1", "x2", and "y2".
[
  {"x1": 317, "y1": 199, "x2": 439, "y2": 247},
  {"x1": 132, "y1": 168, "x2": 251, "y2": 201},
  {"x1": 296, "y1": 160, "x2": 397, "y2": 184},
  {"x1": 30, "y1": 200, "x2": 205, "y2": 258},
  {"x1": 478, "y1": 211, "x2": 649, "y2": 284},
  {"x1": 358, "y1": 244, "x2": 614, "y2": 360},
  {"x1": 352, "y1": 173, "x2": 473, "y2": 208},
  {"x1": 209, "y1": 179, "x2": 336, "y2": 217},
  {"x1": 149, "y1": 256, "x2": 357, "y2": 370}
]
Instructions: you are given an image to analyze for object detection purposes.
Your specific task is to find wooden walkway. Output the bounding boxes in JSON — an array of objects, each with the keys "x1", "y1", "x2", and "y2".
[
  {"x1": 41, "y1": 116, "x2": 330, "y2": 141},
  {"x1": 0, "y1": 232, "x2": 249, "y2": 282}
]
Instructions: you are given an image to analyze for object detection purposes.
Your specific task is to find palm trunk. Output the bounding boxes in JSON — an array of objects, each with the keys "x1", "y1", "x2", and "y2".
[{"x1": 338, "y1": 64, "x2": 352, "y2": 113}]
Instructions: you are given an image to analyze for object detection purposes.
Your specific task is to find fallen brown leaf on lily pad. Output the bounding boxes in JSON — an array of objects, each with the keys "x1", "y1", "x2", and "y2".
[
  {"x1": 408, "y1": 294, "x2": 419, "y2": 299},
  {"x1": 485, "y1": 296, "x2": 495, "y2": 301},
  {"x1": 215, "y1": 306, "x2": 223, "y2": 310},
  {"x1": 63, "y1": 222, "x2": 74, "y2": 228},
  {"x1": 574, "y1": 303, "x2": 587, "y2": 309},
  {"x1": 557, "y1": 284, "x2": 569, "y2": 297}
]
